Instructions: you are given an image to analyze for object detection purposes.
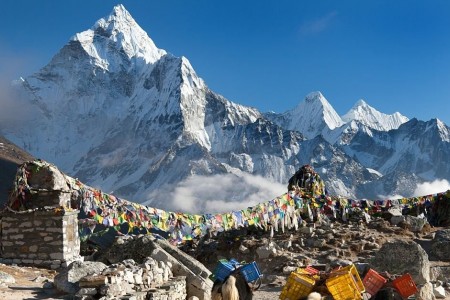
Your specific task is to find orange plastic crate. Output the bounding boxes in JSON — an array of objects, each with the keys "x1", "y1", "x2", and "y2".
[
  {"x1": 280, "y1": 272, "x2": 316, "y2": 300},
  {"x1": 392, "y1": 273, "x2": 418, "y2": 298},
  {"x1": 305, "y1": 266, "x2": 320, "y2": 275},
  {"x1": 296, "y1": 266, "x2": 320, "y2": 280},
  {"x1": 363, "y1": 269, "x2": 387, "y2": 296},
  {"x1": 331, "y1": 264, "x2": 365, "y2": 293},
  {"x1": 326, "y1": 273, "x2": 362, "y2": 300}
]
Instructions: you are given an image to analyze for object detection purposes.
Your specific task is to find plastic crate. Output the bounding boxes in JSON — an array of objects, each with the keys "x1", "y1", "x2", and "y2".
[
  {"x1": 213, "y1": 259, "x2": 237, "y2": 282},
  {"x1": 392, "y1": 273, "x2": 418, "y2": 298},
  {"x1": 280, "y1": 272, "x2": 316, "y2": 300},
  {"x1": 240, "y1": 261, "x2": 262, "y2": 282},
  {"x1": 228, "y1": 258, "x2": 241, "y2": 267},
  {"x1": 363, "y1": 269, "x2": 387, "y2": 296},
  {"x1": 331, "y1": 264, "x2": 365, "y2": 293},
  {"x1": 326, "y1": 273, "x2": 362, "y2": 300}
]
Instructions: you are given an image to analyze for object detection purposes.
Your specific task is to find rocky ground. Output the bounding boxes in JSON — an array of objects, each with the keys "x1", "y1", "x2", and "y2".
[
  {"x1": 0, "y1": 264, "x2": 65, "y2": 299},
  {"x1": 184, "y1": 215, "x2": 450, "y2": 299},
  {"x1": 0, "y1": 215, "x2": 449, "y2": 299}
]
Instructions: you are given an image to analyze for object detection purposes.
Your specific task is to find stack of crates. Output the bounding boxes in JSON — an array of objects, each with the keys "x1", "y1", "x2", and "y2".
[
  {"x1": 326, "y1": 265, "x2": 365, "y2": 300},
  {"x1": 240, "y1": 261, "x2": 262, "y2": 283},
  {"x1": 280, "y1": 272, "x2": 316, "y2": 300},
  {"x1": 213, "y1": 258, "x2": 240, "y2": 281},
  {"x1": 363, "y1": 269, "x2": 387, "y2": 296},
  {"x1": 392, "y1": 273, "x2": 418, "y2": 298}
]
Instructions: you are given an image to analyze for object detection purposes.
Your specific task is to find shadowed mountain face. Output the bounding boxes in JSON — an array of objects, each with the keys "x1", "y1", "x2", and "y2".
[{"x1": 0, "y1": 136, "x2": 34, "y2": 205}]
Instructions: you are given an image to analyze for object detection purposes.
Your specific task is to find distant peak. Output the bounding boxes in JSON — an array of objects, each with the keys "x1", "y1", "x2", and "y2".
[
  {"x1": 354, "y1": 99, "x2": 368, "y2": 107},
  {"x1": 305, "y1": 91, "x2": 324, "y2": 101},
  {"x1": 342, "y1": 99, "x2": 409, "y2": 131},
  {"x1": 112, "y1": 4, "x2": 127, "y2": 15}
]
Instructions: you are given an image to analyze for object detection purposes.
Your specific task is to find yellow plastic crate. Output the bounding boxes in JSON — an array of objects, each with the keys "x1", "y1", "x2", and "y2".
[
  {"x1": 280, "y1": 272, "x2": 316, "y2": 300},
  {"x1": 330, "y1": 264, "x2": 365, "y2": 293},
  {"x1": 326, "y1": 273, "x2": 362, "y2": 300}
]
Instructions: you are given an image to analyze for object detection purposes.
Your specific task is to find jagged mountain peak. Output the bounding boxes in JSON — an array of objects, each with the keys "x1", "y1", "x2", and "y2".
[
  {"x1": 353, "y1": 99, "x2": 368, "y2": 107},
  {"x1": 342, "y1": 99, "x2": 409, "y2": 132},
  {"x1": 427, "y1": 118, "x2": 450, "y2": 142},
  {"x1": 289, "y1": 91, "x2": 344, "y2": 136},
  {"x1": 263, "y1": 91, "x2": 344, "y2": 140},
  {"x1": 72, "y1": 4, "x2": 166, "y2": 67},
  {"x1": 111, "y1": 4, "x2": 129, "y2": 16},
  {"x1": 305, "y1": 91, "x2": 325, "y2": 102}
]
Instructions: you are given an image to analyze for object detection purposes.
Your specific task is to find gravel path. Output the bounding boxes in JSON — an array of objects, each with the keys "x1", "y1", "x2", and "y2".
[{"x1": 253, "y1": 284, "x2": 283, "y2": 299}]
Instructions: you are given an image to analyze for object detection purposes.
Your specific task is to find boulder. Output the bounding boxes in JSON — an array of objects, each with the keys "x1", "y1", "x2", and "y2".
[
  {"x1": 98, "y1": 235, "x2": 157, "y2": 264},
  {"x1": 154, "y1": 238, "x2": 211, "y2": 280},
  {"x1": 256, "y1": 245, "x2": 276, "y2": 259},
  {"x1": 54, "y1": 261, "x2": 107, "y2": 294},
  {"x1": 371, "y1": 240, "x2": 430, "y2": 284},
  {"x1": 405, "y1": 215, "x2": 427, "y2": 232},
  {"x1": 387, "y1": 207, "x2": 403, "y2": 217},
  {"x1": 390, "y1": 215, "x2": 406, "y2": 226},
  {"x1": 431, "y1": 229, "x2": 450, "y2": 261}
]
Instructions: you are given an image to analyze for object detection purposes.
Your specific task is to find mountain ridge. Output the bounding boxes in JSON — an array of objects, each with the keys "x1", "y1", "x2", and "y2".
[{"x1": 1, "y1": 4, "x2": 449, "y2": 211}]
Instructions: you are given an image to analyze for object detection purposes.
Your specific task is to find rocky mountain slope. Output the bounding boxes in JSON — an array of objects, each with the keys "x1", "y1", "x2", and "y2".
[
  {"x1": 1, "y1": 5, "x2": 449, "y2": 210},
  {"x1": 0, "y1": 136, "x2": 34, "y2": 204}
]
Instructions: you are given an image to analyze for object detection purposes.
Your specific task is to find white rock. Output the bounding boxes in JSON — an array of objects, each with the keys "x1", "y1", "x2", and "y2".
[
  {"x1": 433, "y1": 285, "x2": 446, "y2": 298},
  {"x1": 133, "y1": 274, "x2": 143, "y2": 285},
  {"x1": 124, "y1": 270, "x2": 134, "y2": 283},
  {"x1": 239, "y1": 244, "x2": 249, "y2": 254}
]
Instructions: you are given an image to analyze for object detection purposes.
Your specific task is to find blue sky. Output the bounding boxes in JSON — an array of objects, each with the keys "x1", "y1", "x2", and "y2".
[{"x1": 1, "y1": 0, "x2": 450, "y2": 124}]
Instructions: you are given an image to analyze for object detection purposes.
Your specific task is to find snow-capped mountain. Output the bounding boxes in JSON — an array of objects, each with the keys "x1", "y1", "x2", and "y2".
[
  {"x1": 342, "y1": 99, "x2": 409, "y2": 132},
  {"x1": 1, "y1": 5, "x2": 449, "y2": 210},
  {"x1": 265, "y1": 91, "x2": 344, "y2": 140}
]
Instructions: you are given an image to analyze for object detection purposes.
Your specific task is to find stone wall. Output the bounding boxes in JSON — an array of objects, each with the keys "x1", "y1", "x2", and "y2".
[{"x1": 1, "y1": 209, "x2": 80, "y2": 269}]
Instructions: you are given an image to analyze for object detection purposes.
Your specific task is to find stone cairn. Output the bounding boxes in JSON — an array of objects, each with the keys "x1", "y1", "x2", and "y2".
[{"x1": 1, "y1": 160, "x2": 81, "y2": 269}]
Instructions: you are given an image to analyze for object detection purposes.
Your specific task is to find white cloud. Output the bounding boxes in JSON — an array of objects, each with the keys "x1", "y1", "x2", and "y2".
[
  {"x1": 377, "y1": 193, "x2": 405, "y2": 200},
  {"x1": 413, "y1": 179, "x2": 450, "y2": 196},
  {"x1": 299, "y1": 11, "x2": 338, "y2": 35},
  {"x1": 0, "y1": 48, "x2": 35, "y2": 129},
  {"x1": 149, "y1": 173, "x2": 286, "y2": 214}
]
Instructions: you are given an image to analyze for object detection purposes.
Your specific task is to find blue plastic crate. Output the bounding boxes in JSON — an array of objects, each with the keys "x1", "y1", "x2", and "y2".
[
  {"x1": 240, "y1": 261, "x2": 262, "y2": 282},
  {"x1": 229, "y1": 258, "x2": 240, "y2": 267},
  {"x1": 214, "y1": 259, "x2": 238, "y2": 281}
]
